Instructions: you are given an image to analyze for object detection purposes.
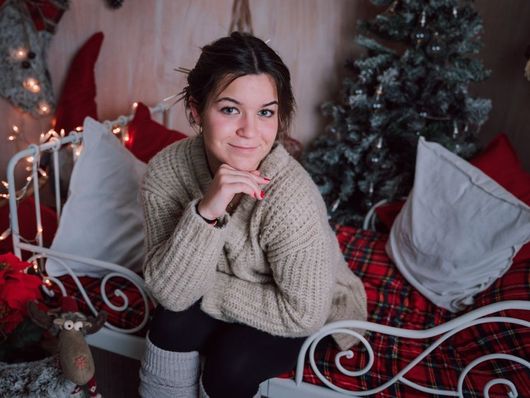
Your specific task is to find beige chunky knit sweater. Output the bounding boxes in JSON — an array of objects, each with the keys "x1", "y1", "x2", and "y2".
[{"x1": 141, "y1": 135, "x2": 367, "y2": 350}]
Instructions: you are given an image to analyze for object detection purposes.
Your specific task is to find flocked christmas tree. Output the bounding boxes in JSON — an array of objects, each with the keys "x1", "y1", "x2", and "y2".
[{"x1": 304, "y1": 0, "x2": 491, "y2": 227}]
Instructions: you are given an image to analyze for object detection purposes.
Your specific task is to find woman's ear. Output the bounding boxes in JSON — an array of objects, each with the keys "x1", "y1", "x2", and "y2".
[{"x1": 189, "y1": 98, "x2": 202, "y2": 126}]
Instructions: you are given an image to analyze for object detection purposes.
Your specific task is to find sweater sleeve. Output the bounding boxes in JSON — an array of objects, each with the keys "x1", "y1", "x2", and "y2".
[
  {"x1": 205, "y1": 182, "x2": 335, "y2": 337},
  {"x1": 141, "y1": 178, "x2": 227, "y2": 311}
]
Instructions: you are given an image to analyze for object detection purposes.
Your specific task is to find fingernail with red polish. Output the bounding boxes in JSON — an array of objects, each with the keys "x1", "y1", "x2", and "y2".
[
  {"x1": 260, "y1": 190, "x2": 265, "y2": 199},
  {"x1": 263, "y1": 177, "x2": 271, "y2": 182}
]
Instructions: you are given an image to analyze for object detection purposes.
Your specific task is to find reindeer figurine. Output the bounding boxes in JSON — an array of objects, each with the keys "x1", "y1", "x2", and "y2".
[{"x1": 28, "y1": 297, "x2": 107, "y2": 398}]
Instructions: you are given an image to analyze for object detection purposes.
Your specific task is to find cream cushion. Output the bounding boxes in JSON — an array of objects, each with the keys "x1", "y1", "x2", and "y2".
[
  {"x1": 386, "y1": 137, "x2": 530, "y2": 312},
  {"x1": 46, "y1": 117, "x2": 146, "y2": 277}
]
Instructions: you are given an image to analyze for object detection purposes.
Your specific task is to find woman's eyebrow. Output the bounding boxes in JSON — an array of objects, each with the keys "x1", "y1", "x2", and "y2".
[{"x1": 215, "y1": 97, "x2": 278, "y2": 107}]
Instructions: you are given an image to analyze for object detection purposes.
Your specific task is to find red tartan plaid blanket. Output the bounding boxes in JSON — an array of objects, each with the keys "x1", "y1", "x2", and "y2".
[
  {"x1": 280, "y1": 226, "x2": 530, "y2": 398},
  {"x1": 51, "y1": 226, "x2": 529, "y2": 397}
]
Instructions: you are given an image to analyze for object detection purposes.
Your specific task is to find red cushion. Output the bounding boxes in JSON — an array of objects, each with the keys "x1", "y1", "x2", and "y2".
[
  {"x1": 53, "y1": 32, "x2": 104, "y2": 133},
  {"x1": 376, "y1": 133, "x2": 530, "y2": 262},
  {"x1": 374, "y1": 199, "x2": 405, "y2": 232},
  {"x1": 125, "y1": 102, "x2": 187, "y2": 163},
  {"x1": 470, "y1": 133, "x2": 530, "y2": 205},
  {"x1": 470, "y1": 133, "x2": 530, "y2": 262},
  {"x1": 0, "y1": 196, "x2": 58, "y2": 259}
]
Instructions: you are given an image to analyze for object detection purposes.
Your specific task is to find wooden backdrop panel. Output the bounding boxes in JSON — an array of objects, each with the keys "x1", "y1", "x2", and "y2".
[
  {"x1": 1, "y1": 0, "x2": 528, "y2": 185},
  {"x1": 0, "y1": 0, "x2": 359, "y2": 181}
]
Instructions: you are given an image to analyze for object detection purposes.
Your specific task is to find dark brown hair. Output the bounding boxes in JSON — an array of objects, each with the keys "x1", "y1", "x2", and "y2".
[{"x1": 182, "y1": 32, "x2": 295, "y2": 141}]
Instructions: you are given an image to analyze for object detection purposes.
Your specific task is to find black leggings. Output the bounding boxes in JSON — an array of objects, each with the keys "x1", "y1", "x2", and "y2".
[{"x1": 148, "y1": 301, "x2": 306, "y2": 398}]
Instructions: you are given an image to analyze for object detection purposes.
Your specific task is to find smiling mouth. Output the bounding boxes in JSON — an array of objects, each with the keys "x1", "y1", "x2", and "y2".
[{"x1": 228, "y1": 144, "x2": 258, "y2": 150}]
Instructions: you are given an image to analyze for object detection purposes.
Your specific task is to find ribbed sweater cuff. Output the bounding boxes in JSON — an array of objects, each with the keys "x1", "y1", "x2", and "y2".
[
  {"x1": 142, "y1": 334, "x2": 200, "y2": 382},
  {"x1": 186, "y1": 198, "x2": 229, "y2": 230}
]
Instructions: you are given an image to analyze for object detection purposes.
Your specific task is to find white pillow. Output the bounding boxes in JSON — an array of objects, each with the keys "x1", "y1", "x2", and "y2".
[
  {"x1": 386, "y1": 137, "x2": 530, "y2": 312},
  {"x1": 46, "y1": 117, "x2": 147, "y2": 277}
]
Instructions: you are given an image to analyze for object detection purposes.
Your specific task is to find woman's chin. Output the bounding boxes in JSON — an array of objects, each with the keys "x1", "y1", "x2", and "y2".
[{"x1": 226, "y1": 158, "x2": 261, "y2": 172}]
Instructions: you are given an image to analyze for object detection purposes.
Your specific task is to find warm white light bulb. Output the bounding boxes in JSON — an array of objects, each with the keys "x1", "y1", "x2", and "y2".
[
  {"x1": 37, "y1": 101, "x2": 51, "y2": 115},
  {"x1": 23, "y1": 77, "x2": 41, "y2": 93},
  {"x1": 12, "y1": 47, "x2": 28, "y2": 60}
]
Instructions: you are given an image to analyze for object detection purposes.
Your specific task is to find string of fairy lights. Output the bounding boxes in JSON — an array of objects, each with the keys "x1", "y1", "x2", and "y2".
[
  {"x1": 0, "y1": 114, "x2": 133, "y2": 248},
  {"x1": 0, "y1": 94, "x2": 185, "y2": 264}
]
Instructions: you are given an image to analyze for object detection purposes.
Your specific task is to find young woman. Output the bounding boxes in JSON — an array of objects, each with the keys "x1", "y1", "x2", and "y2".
[{"x1": 139, "y1": 32, "x2": 367, "y2": 398}]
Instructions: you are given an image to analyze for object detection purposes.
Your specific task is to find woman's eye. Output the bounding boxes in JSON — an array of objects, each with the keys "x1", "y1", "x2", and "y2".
[
  {"x1": 220, "y1": 106, "x2": 238, "y2": 115},
  {"x1": 259, "y1": 109, "x2": 275, "y2": 118}
]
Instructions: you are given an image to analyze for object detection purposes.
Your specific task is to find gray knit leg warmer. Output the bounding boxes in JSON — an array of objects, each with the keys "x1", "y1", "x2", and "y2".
[
  {"x1": 199, "y1": 376, "x2": 262, "y2": 398},
  {"x1": 199, "y1": 376, "x2": 210, "y2": 398},
  {"x1": 138, "y1": 335, "x2": 200, "y2": 398}
]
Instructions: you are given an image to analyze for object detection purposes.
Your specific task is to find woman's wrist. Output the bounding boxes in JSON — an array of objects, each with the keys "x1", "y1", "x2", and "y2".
[{"x1": 196, "y1": 201, "x2": 217, "y2": 225}]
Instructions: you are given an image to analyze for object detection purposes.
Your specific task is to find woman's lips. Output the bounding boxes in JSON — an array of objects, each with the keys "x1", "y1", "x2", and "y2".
[{"x1": 228, "y1": 143, "x2": 258, "y2": 151}]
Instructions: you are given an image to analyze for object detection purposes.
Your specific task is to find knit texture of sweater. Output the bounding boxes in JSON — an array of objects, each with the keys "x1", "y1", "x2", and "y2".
[{"x1": 141, "y1": 135, "x2": 367, "y2": 350}]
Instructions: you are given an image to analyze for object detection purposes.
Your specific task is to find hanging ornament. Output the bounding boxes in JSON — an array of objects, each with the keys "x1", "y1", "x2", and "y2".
[
  {"x1": 452, "y1": 120, "x2": 460, "y2": 139},
  {"x1": 371, "y1": 84, "x2": 384, "y2": 111},
  {"x1": 364, "y1": 182, "x2": 375, "y2": 210},
  {"x1": 366, "y1": 136, "x2": 384, "y2": 167},
  {"x1": 229, "y1": 0, "x2": 254, "y2": 34},
  {"x1": 411, "y1": 10, "x2": 430, "y2": 47},
  {"x1": 330, "y1": 198, "x2": 341, "y2": 213},
  {"x1": 426, "y1": 32, "x2": 446, "y2": 60}
]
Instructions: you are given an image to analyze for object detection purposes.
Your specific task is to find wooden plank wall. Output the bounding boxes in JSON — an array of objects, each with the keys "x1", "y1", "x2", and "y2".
[{"x1": 1, "y1": 0, "x2": 529, "y2": 185}]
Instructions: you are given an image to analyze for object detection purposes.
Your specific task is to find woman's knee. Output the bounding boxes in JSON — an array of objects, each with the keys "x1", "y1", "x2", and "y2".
[
  {"x1": 202, "y1": 352, "x2": 261, "y2": 398},
  {"x1": 148, "y1": 302, "x2": 220, "y2": 352}
]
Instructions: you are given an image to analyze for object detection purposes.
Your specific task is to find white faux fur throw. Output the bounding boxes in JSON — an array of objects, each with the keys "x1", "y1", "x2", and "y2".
[{"x1": 0, "y1": 355, "x2": 75, "y2": 397}]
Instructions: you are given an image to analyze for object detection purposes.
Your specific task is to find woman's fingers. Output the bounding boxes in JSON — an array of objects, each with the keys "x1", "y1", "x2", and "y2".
[
  {"x1": 219, "y1": 171, "x2": 268, "y2": 196},
  {"x1": 199, "y1": 165, "x2": 271, "y2": 220},
  {"x1": 220, "y1": 167, "x2": 271, "y2": 186}
]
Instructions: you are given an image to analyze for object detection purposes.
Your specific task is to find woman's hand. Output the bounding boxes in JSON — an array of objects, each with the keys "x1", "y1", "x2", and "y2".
[{"x1": 197, "y1": 164, "x2": 270, "y2": 220}]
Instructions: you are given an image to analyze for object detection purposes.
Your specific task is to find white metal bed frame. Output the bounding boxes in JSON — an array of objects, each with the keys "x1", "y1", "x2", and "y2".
[{"x1": 5, "y1": 105, "x2": 530, "y2": 397}]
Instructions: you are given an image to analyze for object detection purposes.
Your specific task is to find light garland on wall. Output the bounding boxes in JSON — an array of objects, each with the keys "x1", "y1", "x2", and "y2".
[
  {"x1": 0, "y1": 98, "x2": 164, "y2": 250},
  {"x1": 0, "y1": 118, "x2": 133, "y2": 246}
]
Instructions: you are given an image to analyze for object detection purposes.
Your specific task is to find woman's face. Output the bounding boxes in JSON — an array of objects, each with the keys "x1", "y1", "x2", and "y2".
[{"x1": 196, "y1": 73, "x2": 279, "y2": 173}]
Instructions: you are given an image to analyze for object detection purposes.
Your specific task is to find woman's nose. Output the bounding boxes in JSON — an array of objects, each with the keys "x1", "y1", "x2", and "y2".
[{"x1": 236, "y1": 114, "x2": 257, "y2": 137}]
